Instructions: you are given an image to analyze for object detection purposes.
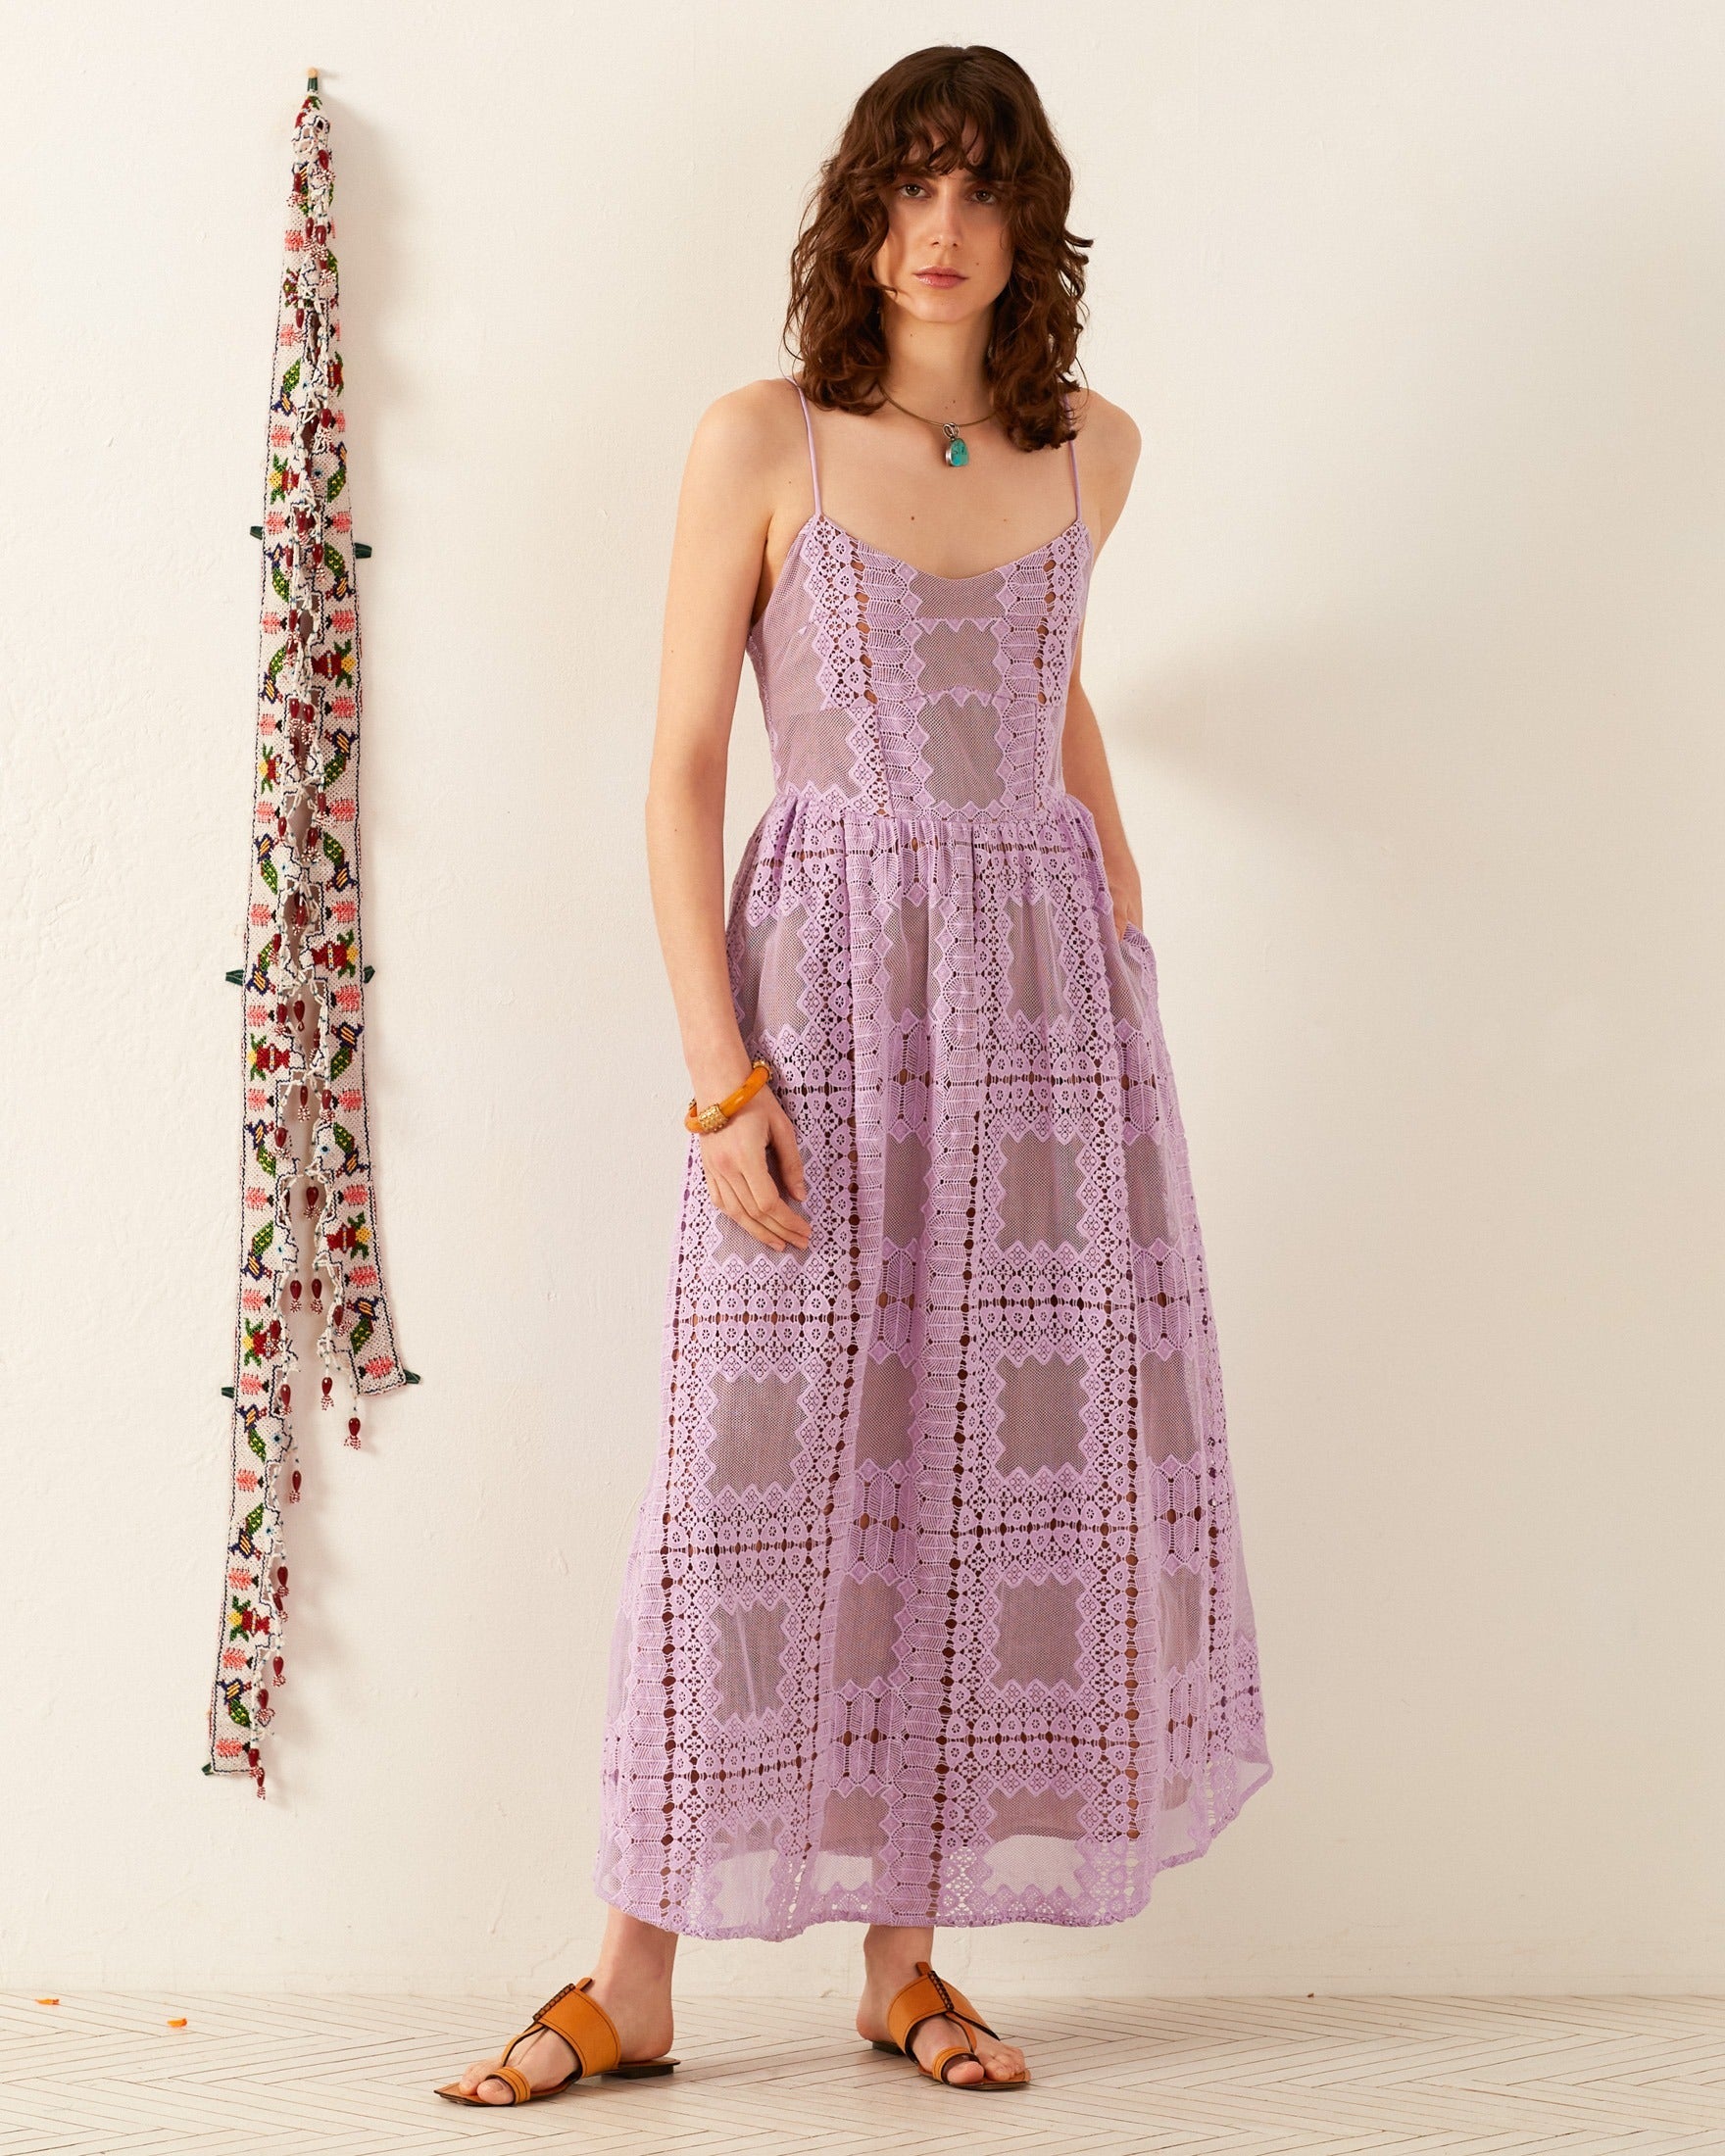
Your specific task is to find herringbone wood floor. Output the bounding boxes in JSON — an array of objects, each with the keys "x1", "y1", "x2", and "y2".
[{"x1": 2, "y1": 1989, "x2": 1721, "y2": 2153}]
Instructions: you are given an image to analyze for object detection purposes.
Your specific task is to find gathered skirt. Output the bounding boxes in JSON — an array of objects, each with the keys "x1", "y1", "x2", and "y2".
[{"x1": 593, "y1": 784, "x2": 1271, "y2": 1940}]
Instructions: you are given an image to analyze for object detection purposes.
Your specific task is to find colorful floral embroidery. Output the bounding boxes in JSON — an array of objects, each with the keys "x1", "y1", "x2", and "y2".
[{"x1": 206, "y1": 83, "x2": 408, "y2": 1795}]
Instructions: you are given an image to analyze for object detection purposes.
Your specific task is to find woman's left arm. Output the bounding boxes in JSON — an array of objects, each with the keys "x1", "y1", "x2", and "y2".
[
  {"x1": 1059, "y1": 385, "x2": 1145, "y2": 939},
  {"x1": 1061, "y1": 639, "x2": 1143, "y2": 940}
]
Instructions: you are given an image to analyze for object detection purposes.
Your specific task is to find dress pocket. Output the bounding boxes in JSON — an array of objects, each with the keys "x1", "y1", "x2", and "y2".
[{"x1": 1118, "y1": 918, "x2": 1158, "y2": 992}]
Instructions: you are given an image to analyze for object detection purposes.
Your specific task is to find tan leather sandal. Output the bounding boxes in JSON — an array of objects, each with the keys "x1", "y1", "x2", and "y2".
[
  {"x1": 434, "y1": 1977, "x2": 677, "y2": 2106},
  {"x1": 870, "y1": 1959, "x2": 1030, "y2": 2091}
]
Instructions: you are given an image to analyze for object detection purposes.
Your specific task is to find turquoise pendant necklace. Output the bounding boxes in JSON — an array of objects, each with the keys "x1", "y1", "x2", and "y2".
[{"x1": 879, "y1": 386, "x2": 994, "y2": 466}]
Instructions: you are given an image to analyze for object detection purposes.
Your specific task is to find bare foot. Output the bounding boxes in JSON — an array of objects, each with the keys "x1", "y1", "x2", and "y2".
[
  {"x1": 450, "y1": 1912, "x2": 679, "y2": 2105},
  {"x1": 854, "y1": 1927, "x2": 1030, "y2": 2089}
]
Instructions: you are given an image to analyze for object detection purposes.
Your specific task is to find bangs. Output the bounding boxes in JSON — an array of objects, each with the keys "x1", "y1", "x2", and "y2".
[{"x1": 881, "y1": 87, "x2": 1009, "y2": 187}]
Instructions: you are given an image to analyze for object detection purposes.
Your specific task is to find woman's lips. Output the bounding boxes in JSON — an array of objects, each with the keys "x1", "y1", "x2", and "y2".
[{"x1": 915, "y1": 269, "x2": 965, "y2": 287}]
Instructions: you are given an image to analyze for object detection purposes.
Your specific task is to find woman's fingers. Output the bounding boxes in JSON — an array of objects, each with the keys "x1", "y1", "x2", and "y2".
[
  {"x1": 765, "y1": 1099, "x2": 808, "y2": 1201},
  {"x1": 714, "y1": 1170, "x2": 787, "y2": 1250},
  {"x1": 715, "y1": 1167, "x2": 805, "y2": 1251},
  {"x1": 738, "y1": 1153, "x2": 810, "y2": 1247}
]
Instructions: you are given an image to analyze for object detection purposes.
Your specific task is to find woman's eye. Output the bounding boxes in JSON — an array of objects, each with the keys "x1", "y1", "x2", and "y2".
[{"x1": 898, "y1": 181, "x2": 998, "y2": 205}]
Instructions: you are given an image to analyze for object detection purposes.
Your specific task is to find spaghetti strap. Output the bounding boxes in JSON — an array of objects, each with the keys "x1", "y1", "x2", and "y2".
[
  {"x1": 1063, "y1": 392, "x2": 1083, "y2": 524},
  {"x1": 795, "y1": 382, "x2": 822, "y2": 519}
]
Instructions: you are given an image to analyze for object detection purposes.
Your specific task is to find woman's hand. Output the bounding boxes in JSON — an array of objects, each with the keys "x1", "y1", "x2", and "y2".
[
  {"x1": 1105, "y1": 853, "x2": 1144, "y2": 942},
  {"x1": 700, "y1": 1085, "x2": 812, "y2": 1252}
]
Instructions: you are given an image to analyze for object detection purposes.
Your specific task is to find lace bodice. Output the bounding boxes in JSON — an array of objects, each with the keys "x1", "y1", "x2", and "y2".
[{"x1": 745, "y1": 388, "x2": 1093, "y2": 823}]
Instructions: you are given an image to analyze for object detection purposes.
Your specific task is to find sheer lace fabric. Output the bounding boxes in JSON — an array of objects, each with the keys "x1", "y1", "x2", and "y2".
[{"x1": 594, "y1": 400, "x2": 1270, "y2": 1939}]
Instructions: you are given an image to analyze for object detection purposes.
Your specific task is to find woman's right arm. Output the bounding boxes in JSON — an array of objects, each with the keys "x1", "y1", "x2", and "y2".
[{"x1": 643, "y1": 386, "x2": 811, "y2": 1254}]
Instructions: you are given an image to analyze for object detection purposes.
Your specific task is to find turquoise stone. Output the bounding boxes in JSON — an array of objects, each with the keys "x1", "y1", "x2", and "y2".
[{"x1": 944, "y1": 436, "x2": 969, "y2": 467}]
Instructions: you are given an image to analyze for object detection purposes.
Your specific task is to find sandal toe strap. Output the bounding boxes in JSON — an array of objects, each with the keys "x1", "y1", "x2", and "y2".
[{"x1": 484, "y1": 2062, "x2": 533, "y2": 2104}]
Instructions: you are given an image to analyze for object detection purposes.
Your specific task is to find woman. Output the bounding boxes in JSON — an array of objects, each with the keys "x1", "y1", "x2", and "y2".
[{"x1": 441, "y1": 43, "x2": 1270, "y2": 2107}]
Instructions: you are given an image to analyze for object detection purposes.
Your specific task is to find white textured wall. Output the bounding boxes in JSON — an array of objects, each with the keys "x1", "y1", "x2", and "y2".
[{"x1": 3, "y1": 1, "x2": 1721, "y2": 1999}]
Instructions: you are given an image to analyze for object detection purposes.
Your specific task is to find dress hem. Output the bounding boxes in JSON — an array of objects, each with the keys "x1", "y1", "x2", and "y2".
[{"x1": 591, "y1": 1756, "x2": 1274, "y2": 1945}]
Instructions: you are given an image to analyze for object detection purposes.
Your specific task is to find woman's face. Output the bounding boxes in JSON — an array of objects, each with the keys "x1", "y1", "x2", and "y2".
[{"x1": 872, "y1": 141, "x2": 1012, "y2": 328}]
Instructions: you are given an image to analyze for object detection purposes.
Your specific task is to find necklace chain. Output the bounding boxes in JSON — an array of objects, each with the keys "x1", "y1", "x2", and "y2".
[
  {"x1": 884, "y1": 388, "x2": 992, "y2": 433},
  {"x1": 878, "y1": 385, "x2": 994, "y2": 468}
]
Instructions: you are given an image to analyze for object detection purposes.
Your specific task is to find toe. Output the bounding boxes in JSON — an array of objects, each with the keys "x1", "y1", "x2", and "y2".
[
  {"x1": 943, "y1": 2053, "x2": 985, "y2": 2084},
  {"x1": 453, "y1": 2058, "x2": 513, "y2": 2103}
]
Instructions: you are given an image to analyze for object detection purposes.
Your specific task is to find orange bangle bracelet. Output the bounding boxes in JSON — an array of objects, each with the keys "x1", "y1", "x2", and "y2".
[{"x1": 685, "y1": 1056, "x2": 771, "y2": 1134}]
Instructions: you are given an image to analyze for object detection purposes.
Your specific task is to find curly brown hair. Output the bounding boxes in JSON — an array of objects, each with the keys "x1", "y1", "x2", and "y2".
[{"x1": 783, "y1": 46, "x2": 1092, "y2": 454}]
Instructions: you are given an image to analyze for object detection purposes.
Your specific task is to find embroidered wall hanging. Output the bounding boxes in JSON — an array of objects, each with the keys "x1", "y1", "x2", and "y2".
[{"x1": 206, "y1": 74, "x2": 412, "y2": 1795}]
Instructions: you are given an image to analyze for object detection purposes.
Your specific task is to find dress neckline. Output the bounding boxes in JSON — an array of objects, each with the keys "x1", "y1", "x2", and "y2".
[{"x1": 751, "y1": 509, "x2": 1092, "y2": 641}]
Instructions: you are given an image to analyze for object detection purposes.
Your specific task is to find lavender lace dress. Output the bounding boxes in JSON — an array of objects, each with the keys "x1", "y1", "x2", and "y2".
[{"x1": 594, "y1": 386, "x2": 1271, "y2": 1941}]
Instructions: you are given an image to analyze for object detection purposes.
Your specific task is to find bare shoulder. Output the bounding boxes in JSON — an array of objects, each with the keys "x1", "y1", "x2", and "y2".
[
  {"x1": 1068, "y1": 383, "x2": 1142, "y2": 466},
  {"x1": 668, "y1": 379, "x2": 811, "y2": 564},
  {"x1": 684, "y1": 377, "x2": 805, "y2": 486},
  {"x1": 1067, "y1": 384, "x2": 1142, "y2": 547}
]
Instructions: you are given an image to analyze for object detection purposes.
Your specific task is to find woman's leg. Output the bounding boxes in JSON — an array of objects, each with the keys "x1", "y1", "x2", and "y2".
[
  {"x1": 452, "y1": 1909, "x2": 679, "y2": 2104},
  {"x1": 854, "y1": 1924, "x2": 1030, "y2": 2087}
]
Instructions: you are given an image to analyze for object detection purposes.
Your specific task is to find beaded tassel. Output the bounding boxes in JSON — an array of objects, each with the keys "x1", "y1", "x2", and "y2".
[{"x1": 206, "y1": 78, "x2": 410, "y2": 1797}]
